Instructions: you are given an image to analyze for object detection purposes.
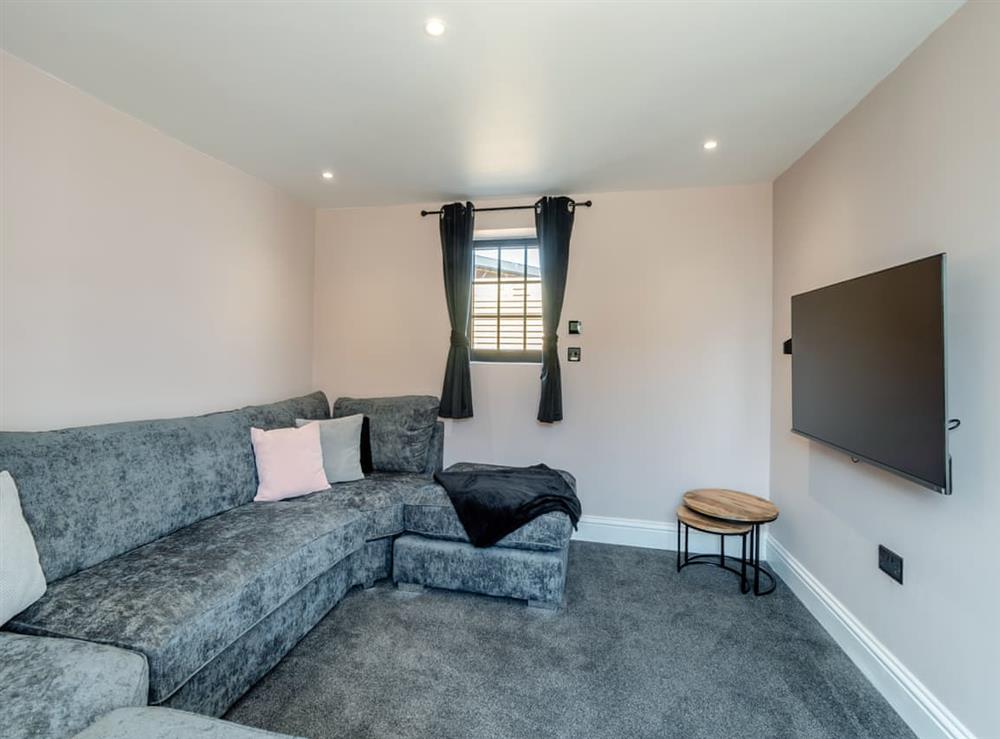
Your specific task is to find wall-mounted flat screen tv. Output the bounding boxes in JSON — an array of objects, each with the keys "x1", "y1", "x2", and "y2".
[{"x1": 791, "y1": 254, "x2": 949, "y2": 493}]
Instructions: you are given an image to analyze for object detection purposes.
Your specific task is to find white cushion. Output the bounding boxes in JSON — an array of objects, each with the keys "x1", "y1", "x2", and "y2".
[
  {"x1": 295, "y1": 414, "x2": 365, "y2": 484},
  {"x1": 0, "y1": 471, "x2": 47, "y2": 625}
]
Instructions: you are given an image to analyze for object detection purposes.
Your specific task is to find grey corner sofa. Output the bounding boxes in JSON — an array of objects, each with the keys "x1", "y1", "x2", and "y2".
[{"x1": 0, "y1": 392, "x2": 573, "y2": 738}]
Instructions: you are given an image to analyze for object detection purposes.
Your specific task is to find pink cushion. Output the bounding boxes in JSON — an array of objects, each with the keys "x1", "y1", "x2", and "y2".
[{"x1": 251, "y1": 423, "x2": 329, "y2": 502}]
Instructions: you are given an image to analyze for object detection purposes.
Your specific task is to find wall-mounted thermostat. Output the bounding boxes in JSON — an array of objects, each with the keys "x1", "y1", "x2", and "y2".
[
  {"x1": 568, "y1": 320, "x2": 582, "y2": 334},
  {"x1": 567, "y1": 347, "x2": 582, "y2": 362}
]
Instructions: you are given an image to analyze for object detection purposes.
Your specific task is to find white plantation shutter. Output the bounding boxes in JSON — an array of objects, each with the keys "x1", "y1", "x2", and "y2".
[{"x1": 470, "y1": 238, "x2": 543, "y2": 359}]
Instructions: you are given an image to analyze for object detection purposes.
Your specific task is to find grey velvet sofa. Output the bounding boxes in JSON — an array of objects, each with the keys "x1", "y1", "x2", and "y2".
[{"x1": 0, "y1": 392, "x2": 573, "y2": 738}]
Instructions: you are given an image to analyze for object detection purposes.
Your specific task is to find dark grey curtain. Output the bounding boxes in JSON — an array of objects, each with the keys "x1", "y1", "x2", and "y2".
[
  {"x1": 438, "y1": 202, "x2": 475, "y2": 418},
  {"x1": 535, "y1": 196, "x2": 575, "y2": 423}
]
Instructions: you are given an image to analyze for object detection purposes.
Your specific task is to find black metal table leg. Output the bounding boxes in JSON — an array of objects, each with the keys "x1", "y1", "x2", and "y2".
[
  {"x1": 684, "y1": 524, "x2": 689, "y2": 567},
  {"x1": 741, "y1": 531, "x2": 748, "y2": 593},
  {"x1": 676, "y1": 514, "x2": 756, "y2": 594},
  {"x1": 748, "y1": 523, "x2": 776, "y2": 595},
  {"x1": 676, "y1": 519, "x2": 681, "y2": 572},
  {"x1": 753, "y1": 524, "x2": 760, "y2": 593}
]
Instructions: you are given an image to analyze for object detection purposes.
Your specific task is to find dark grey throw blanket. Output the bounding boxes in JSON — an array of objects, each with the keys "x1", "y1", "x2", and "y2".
[{"x1": 434, "y1": 464, "x2": 581, "y2": 548}]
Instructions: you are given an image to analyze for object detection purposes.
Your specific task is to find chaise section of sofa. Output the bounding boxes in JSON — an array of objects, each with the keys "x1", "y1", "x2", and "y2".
[
  {"x1": 390, "y1": 462, "x2": 575, "y2": 609},
  {"x1": 0, "y1": 632, "x2": 148, "y2": 739},
  {"x1": 402, "y1": 480, "x2": 572, "y2": 552}
]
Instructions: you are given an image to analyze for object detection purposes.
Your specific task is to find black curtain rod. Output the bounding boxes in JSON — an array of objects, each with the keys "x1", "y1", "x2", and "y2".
[{"x1": 420, "y1": 200, "x2": 593, "y2": 217}]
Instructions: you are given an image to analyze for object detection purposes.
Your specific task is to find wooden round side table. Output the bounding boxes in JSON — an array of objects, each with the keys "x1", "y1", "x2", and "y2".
[{"x1": 682, "y1": 489, "x2": 779, "y2": 596}]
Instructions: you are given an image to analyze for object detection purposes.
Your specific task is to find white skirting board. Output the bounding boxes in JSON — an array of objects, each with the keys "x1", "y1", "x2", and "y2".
[
  {"x1": 571, "y1": 514, "x2": 766, "y2": 559},
  {"x1": 768, "y1": 538, "x2": 975, "y2": 739}
]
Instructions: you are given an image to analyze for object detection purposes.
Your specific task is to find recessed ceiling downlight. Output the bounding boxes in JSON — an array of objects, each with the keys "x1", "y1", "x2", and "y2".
[
  {"x1": 425, "y1": 18, "x2": 446, "y2": 37},
  {"x1": 321, "y1": 171, "x2": 334, "y2": 180},
  {"x1": 703, "y1": 140, "x2": 718, "y2": 151}
]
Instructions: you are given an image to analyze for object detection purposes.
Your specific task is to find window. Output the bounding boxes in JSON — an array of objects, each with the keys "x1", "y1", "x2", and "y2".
[{"x1": 470, "y1": 237, "x2": 542, "y2": 362}]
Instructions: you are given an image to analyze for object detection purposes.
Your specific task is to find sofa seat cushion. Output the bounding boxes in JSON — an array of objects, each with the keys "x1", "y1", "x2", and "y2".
[
  {"x1": 401, "y1": 468, "x2": 574, "y2": 552},
  {"x1": 7, "y1": 502, "x2": 365, "y2": 704},
  {"x1": 0, "y1": 632, "x2": 148, "y2": 739},
  {"x1": 300, "y1": 475, "x2": 407, "y2": 540}
]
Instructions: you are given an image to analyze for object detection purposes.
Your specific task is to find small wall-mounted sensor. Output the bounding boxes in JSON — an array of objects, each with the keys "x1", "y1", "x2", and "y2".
[
  {"x1": 567, "y1": 347, "x2": 581, "y2": 362},
  {"x1": 568, "y1": 320, "x2": 582, "y2": 335}
]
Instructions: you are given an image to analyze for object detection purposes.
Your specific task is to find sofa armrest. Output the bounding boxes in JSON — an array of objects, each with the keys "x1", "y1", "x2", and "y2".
[{"x1": 0, "y1": 632, "x2": 148, "y2": 739}]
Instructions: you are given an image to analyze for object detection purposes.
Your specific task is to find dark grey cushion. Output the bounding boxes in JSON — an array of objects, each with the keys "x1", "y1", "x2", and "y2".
[
  {"x1": 7, "y1": 501, "x2": 365, "y2": 704},
  {"x1": 74, "y1": 707, "x2": 305, "y2": 739},
  {"x1": 0, "y1": 632, "x2": 148, "y2": 739},
  {"x1": 333, "y1": 396, "x2": 439, "y2": 473},
  {"x1": 0, "y1": 392, "x2": 330, "y2": 583}
]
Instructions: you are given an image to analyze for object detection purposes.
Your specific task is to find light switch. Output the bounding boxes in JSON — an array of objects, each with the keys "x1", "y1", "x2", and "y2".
[
  {"x1": 567, "y1": 347, "x2": 581, "y2": 362},
  {"x1": 568, "y1": 320, "x2": 582, "y2": 335}
]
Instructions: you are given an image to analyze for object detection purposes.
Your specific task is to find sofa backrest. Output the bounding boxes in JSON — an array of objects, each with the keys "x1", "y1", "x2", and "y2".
[
  {"x1": 424, "y1": 421, "x2": 445, "y2": 476},
  {"x1": 333, "y1": 395, "x2": 441, "y2": 474},
  {"x1": 0, "y1": 392, "x2": 329, "y2": 583}
]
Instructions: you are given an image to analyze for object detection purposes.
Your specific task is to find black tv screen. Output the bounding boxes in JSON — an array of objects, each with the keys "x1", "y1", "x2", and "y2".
[{"x1": 791, "y1": 254, "x2": 948, "y2": 493}]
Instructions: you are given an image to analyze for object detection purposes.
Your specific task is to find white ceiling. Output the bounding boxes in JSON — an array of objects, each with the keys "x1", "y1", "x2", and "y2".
[{"x1": 1, "y1": 1, "x2": 961, "y2": 207}]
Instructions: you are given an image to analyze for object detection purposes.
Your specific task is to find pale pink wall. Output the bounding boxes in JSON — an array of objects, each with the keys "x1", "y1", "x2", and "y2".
[
  {"x1": 314, "y1": 185, "x2": 773, "y2": 523},
  {"x1": 1, "y1": 52, "x2": 316, "y2": 430},
  {"x1": 770, "y1": 2, "x2": 999, "y2": 735}
]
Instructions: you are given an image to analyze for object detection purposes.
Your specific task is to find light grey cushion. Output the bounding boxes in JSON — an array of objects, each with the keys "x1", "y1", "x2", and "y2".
[
  {"x1": 74, "y1": 707, "x2": 304, "y2": 738},
  {"x1": 295, "y1": 414, "x2": 364, "y2": 484},
  {"x1": 0, "y1": 632, "x2": 148, "y2": 739},
  {"x1": 7, "y1": 502, "x2": 365, "y2": 704},
  {"x1": 0, "y1": 392, "x2": 330, "y2": 583},
  {"x1": 333, "y1": 396, "x2": 439, "y2": 473},
  {"x1": 0, "y1": 472, "x2": 46, "y2": 625}
]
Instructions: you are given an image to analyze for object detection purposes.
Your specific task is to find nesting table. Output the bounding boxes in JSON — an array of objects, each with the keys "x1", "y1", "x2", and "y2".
[{"x1": 676, "y1": 488, "x2": 779, "y2": 595}]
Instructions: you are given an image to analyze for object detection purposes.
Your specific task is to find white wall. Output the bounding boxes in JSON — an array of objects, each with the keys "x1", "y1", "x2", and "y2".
[
  {"x1": 314, "y1": 185, "x2": 773, "y2": 525},
  {"x1": 770, "y1": 2, "x2": 999, "y2": 737},
  {"x1": 0, "y1": 52, "x2": 316, "y2": 430}
]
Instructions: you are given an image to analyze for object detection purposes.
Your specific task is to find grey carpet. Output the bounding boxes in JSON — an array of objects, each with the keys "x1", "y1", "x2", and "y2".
[{"x1": 225, "y1": 541, "x2": 913, "y2": 739}]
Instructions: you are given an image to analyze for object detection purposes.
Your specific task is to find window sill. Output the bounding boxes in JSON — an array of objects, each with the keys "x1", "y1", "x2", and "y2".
[
  {"x1": 470, "y1": 360, "x2": 542, "y2": 366},
  {"x1": 470, "y1": 350, "x2": 542, "y2": 364}
]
